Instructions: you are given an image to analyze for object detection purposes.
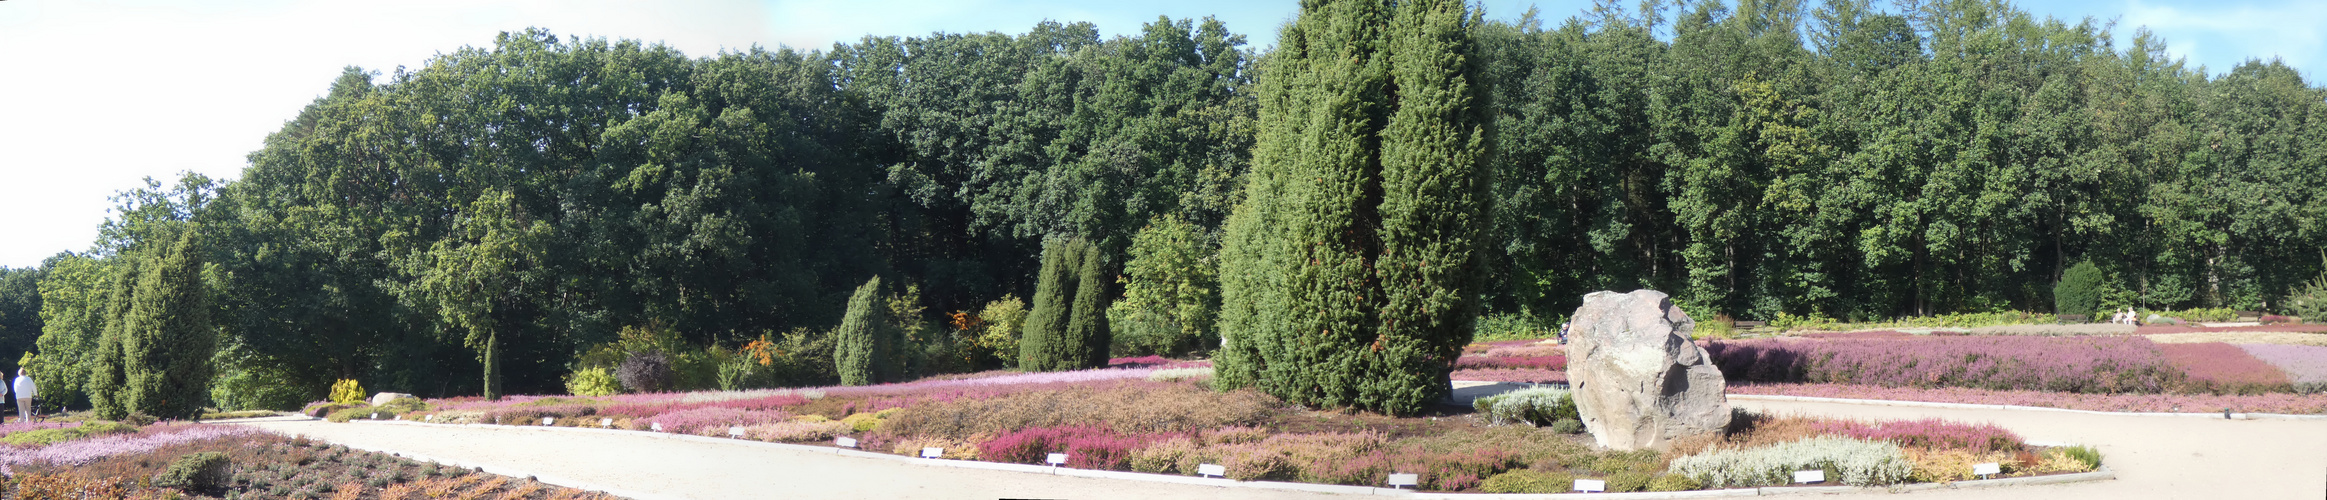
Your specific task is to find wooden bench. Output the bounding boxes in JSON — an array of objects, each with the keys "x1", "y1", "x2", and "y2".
[{"x1": 2056, "y1": 314, "x2": 2090, "y2": 324}]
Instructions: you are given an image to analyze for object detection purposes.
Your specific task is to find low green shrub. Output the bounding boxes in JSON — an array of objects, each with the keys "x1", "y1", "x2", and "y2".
[
  {"x1": 1478, "y1": 469, "x2": 1572, "y2": 493},
  {"x1": 1606, "y1": 471, "x2": 1653, "y2": 492},
  {"x1": 324, "y1": 405, "x2": 380, "y2": 423},
  {"x1": 566, "y1": 367, "x2": 623, "y2": 396},
  {"x1": 1472, "y1": 387, "x2": 1576, "y2": 426},
  {"x1": 2059, "y1": 445, "x2": 2102, "y2": 470},
  {"x1": 1646, "y1": 473, "x2": 1702, "y2": 491},
  {"x1": 152, "y1": 451, "x2": 231, "y2": 495},
  {"x1": 1147, "y1": 367, "x2": 1214, "y2": 382},
  {"x1": 1474, "y1": 313, "x2": 1556, "y2": 342},
  {"x1": 1549, "y1": 419, "x2": 1583, "y2": 434},
  {"x1": 1581, "y1": 449, "x2": 1662, "y2": 475},
  {"x1": 1669, "y1": 436, "x2": 1912, "y2": 487},
  {"x1": 329, "y1": 379, "x2": 366, "y2": 405},
  {"x1": 0, "y1": 421, "x2": 139, "y2": 446},
  {"x1": 199, "y1": 410, "x2": 277, "y2": 420},
  {"x1": 375, "y1": 396, "x2": 429, "y2": 414}
]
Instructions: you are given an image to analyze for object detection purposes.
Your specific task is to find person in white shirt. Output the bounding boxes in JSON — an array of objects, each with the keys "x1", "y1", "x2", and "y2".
[{"x1": 11, "y1": 368, "x2": 33, "y2": 423}]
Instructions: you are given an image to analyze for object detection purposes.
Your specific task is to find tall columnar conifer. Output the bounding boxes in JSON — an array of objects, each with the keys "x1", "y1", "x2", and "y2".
[
  {"x1": 834, "y1": 276, "x2": 888, "y2": 386},
  {"x1": 1216, "y1": 0, "x2": 1491, "y2": 416},
  {"x1": 119, "y1": 230, "x2": 215, "y2": 420},
  {"x1": 1021, "y1": 238, "x2": 1110, "y2": 371},
  {"x1": 88, "y1": 256, "x2": 142, "y2": 420}
]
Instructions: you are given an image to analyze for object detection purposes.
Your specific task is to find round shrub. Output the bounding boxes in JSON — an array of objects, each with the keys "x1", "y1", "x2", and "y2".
[
  {"x1": 1646, "y1": 473, "x2": 1702, "y2": 492},
  {"x1": 2054, "y1": 261, "x2": 2104, "y2": 318},
  {"x1": 153, "y1": 451, "x2": 232, "y2": 495},
  {"x1": 1607, "y1": 471, "x2": 1653, "y2": 492},
  {"x1": 1549, "y1": 419, "x2": 1583, "y2": 434},
  {"x1": 329, "y1": 379, "x2": 366, "y2": 405},
  {"x1": 1471, "y1": 387, "x2": 1577, "y2": 426},
  {"x1": 1478, "y1": 469, "x2": 1573, "y2": 494},
  {"x1": 566, "y1": 367, "x2": 623, "y2": 396},
  {"x1": 618, "y1": 350, "x2": 676, "y2": 393}
]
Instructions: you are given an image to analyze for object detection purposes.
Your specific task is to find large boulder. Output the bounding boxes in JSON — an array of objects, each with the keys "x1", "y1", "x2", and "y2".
[
  {"x1": 369, "y1": 392, "x2": 415, "y2": 407},
  {"x1": 1565, "y1": 290, "x2": 1731, "y2": 451}
]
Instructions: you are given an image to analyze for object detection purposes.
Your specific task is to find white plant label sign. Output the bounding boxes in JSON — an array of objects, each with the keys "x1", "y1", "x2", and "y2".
[
  {"x1": 1046, "y1": 453, "x2": 1069, "y2": 465},
  {"x1": 921, "y1": 447, "x2": 944, "y2": 459},
  {"x1": 601, "y1": 418, "x2": 613, "y2": 428},
  {"x1": 836, "y1": 437, "x2": 858, "y2": 448},
  {"x1": 1386, "y1": 473, "x2": 1420, "y2": 487},
  {"x1": 371, "y1": 413, "x2": 379, "y2": 420},
  {"x1": 1973, "y1": 462, "x2": 2002, "y2": 476},
  {"x1": 1794, "y1": 470, "x2": 1825, "y2": 484},
  {"x1": 1197, "y1": 464, "x2": 1227, "y2": 478},
  {"x1": 729, "y1": 426, "x2": 746, "y2": 437},
  {"x1": 542, "y1": 417, "x2": 555, "y2": 426},
  {"x1": 1573, "y1": 479, "x2": 1606, "y2": 492},
  {"x1": 650, "y1": 423, "x2": 664, "y2": 432}
]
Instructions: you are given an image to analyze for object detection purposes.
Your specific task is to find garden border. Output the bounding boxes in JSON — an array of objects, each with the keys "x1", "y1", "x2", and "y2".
[
  {"x1": 233, "y1": 416, "x2": 675, "y2": 500},
  {"x1": 282, "y1": 417, "x2": 2115, "y2": 499},
  {"x1": 1729, "y1": 394, "x2": 2327, "y2": 421}
]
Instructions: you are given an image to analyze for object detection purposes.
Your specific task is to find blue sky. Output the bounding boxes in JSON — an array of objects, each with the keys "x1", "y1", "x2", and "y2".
[{"x1": 0, "y1": 0, "x2": 2319, "y2": 268}]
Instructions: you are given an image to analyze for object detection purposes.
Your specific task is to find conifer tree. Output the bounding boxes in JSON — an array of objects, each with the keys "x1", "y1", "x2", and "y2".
[
  {"x1": 1022, "y1": 238, "x2": 1110, "y2": 371},
  {"x1": 120, "y1": 230, "x2": 215, "y2": 420},
  {"x1": 88, "y1": 256, "x2": 141, "y2": 420},
  {"x1": 834, "y1": 276, "x2": 888, "y2": 386},
  {"x1": 1217, "y1": 0, "x2": 1491, "y2": 416}
]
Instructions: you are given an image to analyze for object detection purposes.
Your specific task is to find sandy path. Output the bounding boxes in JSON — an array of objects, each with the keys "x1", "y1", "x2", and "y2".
[
  {"x1": 231, "y1": 418, "x2": 1349, "y2": 500},
  {"x1": 227, "y1": 396, "x2": 2327, "y2": 500},
  {"x1": 1731, "y1": 398, "x2": 2327, "y2": 499}
]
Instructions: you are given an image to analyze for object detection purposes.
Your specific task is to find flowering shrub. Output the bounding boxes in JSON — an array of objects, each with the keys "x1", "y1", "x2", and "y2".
[
  {"x1": 2239, "y1": 344, "x2": 2327, "y2": 393},
  {"x1": 1965, "y1": 324, "x2": 2138, "y2": 336},
  {"x1": 1729, "y1": 382, "x2": 2327, "y2": 413},
  {"x1": 877, "y1": 383, "x2": 1277, "y2": 439},
  {"x1": 743, "y1": 419, "x2": 854, "y2": 442},
  {"x1": 0, "y1": 424, "x2": 267, "y2": 473},
  {"x1": 1808, "y1": 418, "x2": 2024, "y2": 452},
  {"x1": 1455, "y1": 355, "x2": 1565, "y2": 370},
  {"x1": 978, "y1": 426, "x2": 1166, "y2": 469},
  {"x1": 1707, "y1": 336, "x2": 2185, "y2": 393},
  {"x1": 1669, "y1": 436, "x2": 1913, "y2": 487},
  {"x1": 638, "y1": 407, "x2": 792, "y2": 436},
  {"x1": 1147, "y1": 367, "x2": 1215, "y2": 382},
  {"x1": 1449, "y1": 368, "x2": 1566, "y2": 383},
  {"x1": 2158, "y1": 343, "x2": 2293, "y2": 394}
]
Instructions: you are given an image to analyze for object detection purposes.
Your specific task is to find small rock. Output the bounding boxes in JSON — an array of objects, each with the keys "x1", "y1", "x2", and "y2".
[
  {"x1": 1565, "y1": 290, "x2": 1732, "y2": 451},
  {"x1": 370, "y1": 392, "x2": 415, "y2": 407}
]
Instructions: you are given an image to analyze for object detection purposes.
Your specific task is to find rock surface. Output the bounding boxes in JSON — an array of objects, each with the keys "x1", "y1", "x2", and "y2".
[
  {"x1": 1564, "y1": 290, "x2": 1731, "y2": 451},
  {"x1": 370, "y1": 392, "x2": 416, "y2": 407}
]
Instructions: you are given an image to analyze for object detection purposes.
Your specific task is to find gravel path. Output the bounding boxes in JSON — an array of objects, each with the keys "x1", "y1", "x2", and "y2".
[{"x1": 226, "y1": 396, "x2": 2327, "y2": 500}]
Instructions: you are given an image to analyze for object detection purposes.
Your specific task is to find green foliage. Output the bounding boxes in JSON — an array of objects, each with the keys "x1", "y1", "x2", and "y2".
[
  {"x1": 2287, "y1": 274, "x2": 2327, "y2": 321},
  {"x1": 105, "y1": 230, "x2": 217, "y2": 421},
  {"x1": 1670, "y1": 436, "x2": 1913, "y2": 487},
  {"x1": 1478, "y1": 469, "x2": 1574, "y2": 494},
  {"x1": 834, "y1": 277, "x2": 890, "y2": 386},
  {"x1": 329, "y1": 379, "x2": 366, "y2": 405},
  {"x1": 564, "y1": 367, "x2": 621, "y2": 396},
  {"x1": 975, "y1": 296, "x2": 1029, "y2": 369},
  {"x1": 1215, "y1": 0, "x2": 1492, "y2": 417},
  {"x1": 153, "y1": 451, "x2": 232, "y2": 495},
  {"x1": 1021, "y1": 239, "x2": 1109, "y2": 371},
  {"x1": 1605, "y1": 471, "x2": 1653, "y2": 492},
  {"x1": 1549, "y1": 419, "x2": 1584, "y2": 434},
  {"x1": 1472, "y1": 312, "x2": 1556, "y2": 342},
  {"x1": 2055, "y1": 261, "x2": 2105, "y2": 317},
  {"x1": 325, "y1": 405, "x2": 379, "y2": 422},
  {"x1": 1646, "y1": 473, "x2": 1703, "y2": 492},
  {"x1": 0, "y1": 421, "x2": 139, "y2": 446},
  {"x1": 1108, "y1": 216, "x2": 1221, "y2": 357},
  {"x1": 1472, "y1": 387, "x2": 1578, "y2": 426},
  {"x1": 2060, "y1": 445, "x2": 2103, "y2": 470}
]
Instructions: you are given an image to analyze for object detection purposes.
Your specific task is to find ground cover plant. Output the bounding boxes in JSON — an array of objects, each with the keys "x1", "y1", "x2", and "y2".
[
  {"x1": 0, "y1": 420, "x2": 611, "y2": 499},
  {"x1": 1451, "y1": 341, "x2": 1567, "y2": 383},
  {"x1": 1708, "y1": 336, "x2": 2187, "y2": 393},
  {"x1": 1729, "y1": 383, "x2": 2327, "y2": 414},
  {"x1": 2238, "y1": 344, "x2": 2327, "y2": 393}
]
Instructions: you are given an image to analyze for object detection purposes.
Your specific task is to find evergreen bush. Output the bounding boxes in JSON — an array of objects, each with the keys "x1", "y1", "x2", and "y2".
[
  {"x1": 119, "y1": 230, "x2": 215, "y2": 420},
  {"x1": 2054, "y1": 261, "x2": 2104, "y2": 318},
  {"x1": 565, "y1": 367, "x2": 622, "y2": 396},
  {"x1": 834, "y1": 276, "x2": 890, "y2": 385},
  {"x1": 1213, "y1": 0, "x2": 1493, "y2": 416},
  {"x1": 329, "y1": 379, "x2": 367, "y2": 405},
  {"x1": 1022, "y1": 239, "x2": 1109, "y2": 371},
  {"x1": 153, "y1": 452, "x2": 232, "y2": 495},
  {"x1": 1107, "y1": 215, "x2": 1219, "y2": 357},
  {"x1": 2287, "y1": 273, "x2": 2327, "y2": 321},
  {"x1": 89, "y1": 256, "x2": 142, "y2": 421}
]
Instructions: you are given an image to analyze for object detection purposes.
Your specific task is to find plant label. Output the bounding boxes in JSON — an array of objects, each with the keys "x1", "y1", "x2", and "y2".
[
  {"x1": 729, "y1": 426, "x2": 745, "y2": 437},
  {"x1": 651, "y1": 423, "x2": 664, "y2": 432},
  {"x1": 1973, "y1": 462, "x2": 2001, "y2": 476},
  {"x1": 425, "y1": 415, "x2": 434, "y2": 422},
  {"x1": 601, "y1": 418, "x2": 613, "y2": 428},
  {"x1": 1386, "y1": 473, "x2": 1419, "y2": 488},
  {"x1": 1794, "y1": 470, "x2": 1825, "y2": 484},
  {"x1": 542, "y1": 417, "x2": 555, "y2": 426},
  {"x1": 1573, "y1": 479, "x2": 1606, "y2": 492},
  {"x1": 371, "y1": 413, "x2": 379, "y2": 420},
  {"x1": 1047, "y1": 453, "x2": 1069, "y2": 465},
  {"x1": 836, "y1": 437, "x2": 858, "y2": 448},
  {"x1": 1198, "y1": 464, "x2": 1226, "y2": 478},
  {"x1": 394, "y1": 415, "x2": 402, "y2": 420},
  {"x1": 921, "y1": 447, "x2": 944, "y2": 459}
]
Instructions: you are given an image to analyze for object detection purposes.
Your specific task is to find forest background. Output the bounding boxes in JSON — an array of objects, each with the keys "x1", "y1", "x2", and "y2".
[{"x1": 0, "y1": 0, "x2": 2322, "y2": 411}]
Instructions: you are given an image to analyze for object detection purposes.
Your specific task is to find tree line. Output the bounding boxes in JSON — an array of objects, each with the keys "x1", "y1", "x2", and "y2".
[{"x1": 0, "y1": 0, "x2": 2321, "y2": 412}]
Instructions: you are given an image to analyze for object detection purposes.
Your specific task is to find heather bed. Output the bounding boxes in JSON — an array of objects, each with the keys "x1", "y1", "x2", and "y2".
[
  {"x1": 0, "y1": 421, "x2": 612, "y2": 499},
  {"x1": 367, "y1": 358, "x2": 2100, "y2": 493},
  {"x1": 1729, "y1": 383, "x2": 2327, "y2": 413},
  {"x1": 1706, "y1": 334, "x2": 2327, "y2": 398}
]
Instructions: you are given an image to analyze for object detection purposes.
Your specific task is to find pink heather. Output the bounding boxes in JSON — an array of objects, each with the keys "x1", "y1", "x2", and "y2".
[{"x1": 1732, "y1": 382, "x2": 2327, "y2": 414}]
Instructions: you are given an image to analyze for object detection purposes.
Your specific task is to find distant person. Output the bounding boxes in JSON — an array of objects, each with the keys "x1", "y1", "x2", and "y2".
[
  {"x1": 11, "y1": 368, "x2": 32, "y2": 423},
  {"x1": 1558, "y1": 321, "x2": 1571, "y2": 345}
]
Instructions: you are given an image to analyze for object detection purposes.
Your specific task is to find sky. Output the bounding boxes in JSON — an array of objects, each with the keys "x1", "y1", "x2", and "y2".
[{"x1": 0, "y1": 0, "x2": 2319, "y2": 269}]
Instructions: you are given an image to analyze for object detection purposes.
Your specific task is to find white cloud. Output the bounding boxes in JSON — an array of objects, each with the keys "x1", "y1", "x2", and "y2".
[{"x1": 2121, "y1": 0, "x2": 2326, "y2": 78}]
